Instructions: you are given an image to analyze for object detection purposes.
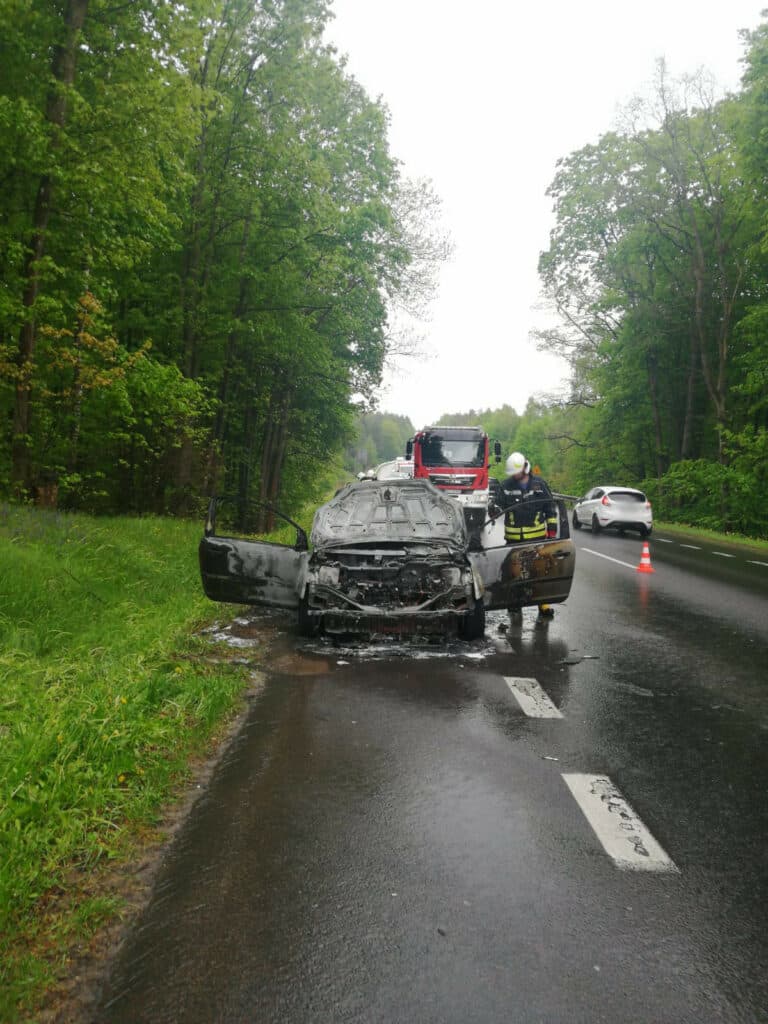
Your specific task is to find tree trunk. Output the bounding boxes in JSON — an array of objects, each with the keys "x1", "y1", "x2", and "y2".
[
  {"x1": 257, "y1": 389, "x2": 292, "y2": 533},
  {"x1": 257, "y1": 398, "x2": 278, "y2": 533},
  {"x1": 237, "y1": 398, "x2": 259, "y2": 529},
  {"x1": 267, "y1": 409, "x2": 291, "y2": 508},
  {"x1": 680, "y1": 329, "x2": 698, "y2": 460},
  {"x1": 213, "y1": 212, "x2": 253, "y2": 445},
  {"x1": 12, "y1": 0, "x2": 89, "y2": 493},
  {"x1": 645, "y1": 352, "x2": 666, "y2": 478}
]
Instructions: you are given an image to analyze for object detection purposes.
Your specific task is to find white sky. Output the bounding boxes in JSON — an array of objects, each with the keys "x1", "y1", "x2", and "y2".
[{"x1": 324, "y1": 0, "x2": 765, "y2": 427}]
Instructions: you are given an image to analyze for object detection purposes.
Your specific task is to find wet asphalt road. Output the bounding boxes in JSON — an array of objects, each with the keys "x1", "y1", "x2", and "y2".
[{"x1": 95, "y1": 530, "x2": 768, "y2": 1023}]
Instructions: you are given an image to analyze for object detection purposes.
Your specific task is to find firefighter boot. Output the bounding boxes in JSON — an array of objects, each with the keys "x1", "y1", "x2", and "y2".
[{"x1": 538, "y1": 604, "x2": 555, "y2": 619}]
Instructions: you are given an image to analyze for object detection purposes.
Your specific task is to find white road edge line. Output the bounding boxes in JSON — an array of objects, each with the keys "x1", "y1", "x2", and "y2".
[
  {"x1": 712, "y1": 552, "x2": 735, "y2": 558},
  {"x1": 562, "y1": 774, "x2": 678, "y2": 873},
  {"x1": 656, "y1": 538, "x2": 674, "y2": 543},
  {"x1": 680, "y1": 544, "x2": 701, "y2": 550},
  {"x1": 581, "y1": 548, "x2": 637, "y2": 571},
  {"x1": 747, "y1": 560, "x2": 768, "y2": 567},
  {"x1": 503, "y1": 676, "x2": 563, "y2": 718}
]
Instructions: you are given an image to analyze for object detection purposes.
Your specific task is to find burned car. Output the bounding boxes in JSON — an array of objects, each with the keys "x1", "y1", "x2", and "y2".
[{"x1": 199, "y1": 478, "x2": 575, "y2": 639}]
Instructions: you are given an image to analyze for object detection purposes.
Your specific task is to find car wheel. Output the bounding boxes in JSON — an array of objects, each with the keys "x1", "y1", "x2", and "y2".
[
  {"x1": 297, "y1": 592, "x2": 317, "y2": 637},
  {"x1": 618, "y1": 528, "x2": 626, "y2": 537},
  {"x1": 460, "y1": 599, "x2": 486, "y2": 641},
  {"x1": 638, "y1": 525, "x2": 650, "y2": 539},
  {"x1": 572, "y1": 510, "x2": 581, "y2": 530},
  {"x1": 591, "y1": 514, "x2": 601, "y2": 534}
]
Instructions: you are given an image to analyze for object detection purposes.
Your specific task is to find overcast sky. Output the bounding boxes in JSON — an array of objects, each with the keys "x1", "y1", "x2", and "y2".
[{"x1": 324, "y1": 1, "x2": 765, "y2": 428}]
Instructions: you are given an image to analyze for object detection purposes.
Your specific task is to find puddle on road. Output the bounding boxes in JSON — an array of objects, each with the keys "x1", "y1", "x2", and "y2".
[
  {"x1": 206, "y1": 631, "x2": 260, "y2": 648},
  {"x1": 229, "y1": 617, "x2": 267, "y2": 640},
  {"x1": 270, "y1": 653, "x2": 335, "y2": 676},
  {"x1": 297, "y1": 609, "x2": 556, "y2": 663},
  {"x1": 300, "y1": 633, "x2": 498, "y2": 663},
  {"x1": 200, "y1": 607, "x2": 581, "y2": 671},
  {"x1": 198, "y1": 613, "x2": 287, "y2": 661}
]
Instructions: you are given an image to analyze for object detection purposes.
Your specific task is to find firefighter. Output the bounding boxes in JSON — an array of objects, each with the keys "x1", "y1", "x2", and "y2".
[{"x1": 501, "y1": 451, "x2": 558, "y2": 618}]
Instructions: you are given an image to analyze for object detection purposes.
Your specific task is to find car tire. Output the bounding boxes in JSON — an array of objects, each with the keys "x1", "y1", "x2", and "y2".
[
  {"x1": 591, "y1": 514, "x2": 601, "y2": 534},
  {"x1": 572, "y1": 510, "x2": 581, "y2": 530},
  {"x1": 460, "y1": 599, "x2": 486, "y2": 641},
  {"x1": 638, "y1": 525, "x2": 651, "y2": 538},
  {"x1": 297, "y1": 592, "x2": 317, "y2": 637}
]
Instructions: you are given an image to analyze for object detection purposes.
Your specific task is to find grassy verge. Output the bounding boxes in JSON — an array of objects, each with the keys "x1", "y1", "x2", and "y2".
[
  {"x1": 0, "y1": 504, "x2": 255, "y2": 1021},
  {"x1": 655, "y1": 520, "x2": 768, "y2": 553}
]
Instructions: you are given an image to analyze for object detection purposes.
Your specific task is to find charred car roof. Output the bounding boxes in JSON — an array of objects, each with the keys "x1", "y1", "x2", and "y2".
[{"x1": 310, "y1": 478, "x2": 467, "y2": 548}]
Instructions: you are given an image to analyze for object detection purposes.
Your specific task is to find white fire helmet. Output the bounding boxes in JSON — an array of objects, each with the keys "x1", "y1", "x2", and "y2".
[{"x1": 505, "y1": 451, "x2": 529, "y2": 476}]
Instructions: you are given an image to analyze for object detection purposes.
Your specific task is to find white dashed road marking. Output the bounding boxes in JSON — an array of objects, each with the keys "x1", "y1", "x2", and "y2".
[
  {"x1": 504, "y1": 677, "x2": 563, "y2": 718},
  {"x1": 581, "y1": 548, "x2": 637, "y2": 571},
  {"x1": 582, "y1": 536, "x2": 763, "y2": 569},
  {"x1": 562, "y1": 774, "x2": 678, "y2": 873}
]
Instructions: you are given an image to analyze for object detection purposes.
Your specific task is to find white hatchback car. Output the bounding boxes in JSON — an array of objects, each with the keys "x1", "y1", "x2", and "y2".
[{"x1": 572, "y1": 486, "x2": 653, "y2": 538}]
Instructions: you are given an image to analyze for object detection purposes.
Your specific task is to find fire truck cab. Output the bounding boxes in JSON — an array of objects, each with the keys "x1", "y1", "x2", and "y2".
[{"x1": 406, "y1": 426, "x2": 502, "y2": 534}]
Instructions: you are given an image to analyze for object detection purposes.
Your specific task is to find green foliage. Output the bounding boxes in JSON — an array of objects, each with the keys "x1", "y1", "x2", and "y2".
[
  {"x1": 436, "y1": 404, "x2": 521, "y2": 450},
  {"x1": 642, "y1": 460, "x2": 733, "y2": 529},
  {"x1": 641, "y1": 449, "x2": 767, "y2": 535},
  {"x1": 532, "y1": 41, "x2": 768, "y2": 535},
  {"x1": 0, "y1": 0, "x2": 447, "y2": 522},
  {"x1": 344, "y1": 411, "x2": 415, "y2": 472}
]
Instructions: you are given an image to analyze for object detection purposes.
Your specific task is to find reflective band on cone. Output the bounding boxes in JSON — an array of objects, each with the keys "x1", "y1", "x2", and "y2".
[{"x1": 636, "y1": 541, "x2": 655, "y2": 574}]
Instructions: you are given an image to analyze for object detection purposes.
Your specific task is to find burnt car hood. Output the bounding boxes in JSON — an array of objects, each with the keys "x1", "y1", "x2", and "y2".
[{"x1": 310, "y1": 478, "x2": 467, "y2": 550}]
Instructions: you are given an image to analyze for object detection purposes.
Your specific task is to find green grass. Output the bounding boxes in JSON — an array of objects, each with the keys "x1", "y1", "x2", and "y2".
[
  {"x1": 0, "y1": 504, "x2": 252, "y2": 1021},
  {"x1": 655, "y1": 520, "x2": 768, "y2": 553}
]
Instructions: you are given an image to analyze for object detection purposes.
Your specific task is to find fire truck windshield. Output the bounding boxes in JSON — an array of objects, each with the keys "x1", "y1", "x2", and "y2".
[{"x1": 420, "y1": 437, "x2": 485, "y2": 468}]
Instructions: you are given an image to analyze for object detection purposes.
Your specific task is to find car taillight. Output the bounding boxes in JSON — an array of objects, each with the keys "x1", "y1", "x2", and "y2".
[
  {"x1": 645, "y1": 501, "x2": 652, "y2": 509},
  {"x1": 601, "y1": 495, "x2": 611, "y2": 506}
]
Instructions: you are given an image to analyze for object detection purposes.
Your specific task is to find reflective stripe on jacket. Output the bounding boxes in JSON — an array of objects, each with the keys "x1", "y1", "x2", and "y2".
[{"x1": 505, "y1": 516, "x2": 546, "y2": 542}]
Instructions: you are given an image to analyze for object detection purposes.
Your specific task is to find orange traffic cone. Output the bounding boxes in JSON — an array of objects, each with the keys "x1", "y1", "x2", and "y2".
[{"x1": 636, "y1": 540, "x2": 655, "y2": 574}]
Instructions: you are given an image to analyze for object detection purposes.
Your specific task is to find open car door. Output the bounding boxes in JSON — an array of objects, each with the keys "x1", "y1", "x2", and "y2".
[
  {"x1": 199, "y1": 499, "x2": 308, "y2": 609},
  {"x1": 468, "y1": 500, "x2": 576, "y2": 611}
]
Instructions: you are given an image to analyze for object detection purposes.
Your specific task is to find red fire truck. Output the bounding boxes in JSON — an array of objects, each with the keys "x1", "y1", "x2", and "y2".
[
  {"x1": 406, "y1": 425, "x2": 501, "y2": 493},
  {"x1": 405, "y1": 425, "x2": 502, "y2": 533}
]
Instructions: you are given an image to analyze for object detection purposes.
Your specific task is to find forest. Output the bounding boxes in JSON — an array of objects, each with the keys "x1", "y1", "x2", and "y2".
[
  {"x1": 2, "y1": 4, "x2": 768, "y2": 536},
  {"x1": 530, "y1": 37, "x2": 768, "y2": 536},
  {"x1": 0, "y1": 0, "x2": 446, "y2": 528}
]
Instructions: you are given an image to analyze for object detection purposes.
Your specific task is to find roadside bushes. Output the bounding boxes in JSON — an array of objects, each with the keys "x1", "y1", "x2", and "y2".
[{"x1": 643, "y1": 454, "x2": 768, "y2": 535}]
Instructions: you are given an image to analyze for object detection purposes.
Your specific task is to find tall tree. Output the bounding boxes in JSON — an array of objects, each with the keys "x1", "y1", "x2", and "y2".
[{"x1": 1, "y1": 0, "x2": 201, "y2": 493}]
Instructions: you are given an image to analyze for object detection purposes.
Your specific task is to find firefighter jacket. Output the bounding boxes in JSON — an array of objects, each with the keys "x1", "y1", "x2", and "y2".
[{"x1": 499, "y1": 473, "x2": 558, "y2": 542}]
